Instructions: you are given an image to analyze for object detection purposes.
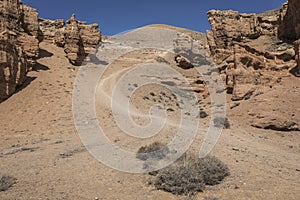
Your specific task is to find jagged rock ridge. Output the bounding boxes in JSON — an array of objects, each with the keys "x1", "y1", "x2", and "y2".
[
  {"x1": 39, "y1": 14, "x2": 101, "y2": 66},
  {"x1": 0, "y1": 0, "x2": 101, "y2": 101}
]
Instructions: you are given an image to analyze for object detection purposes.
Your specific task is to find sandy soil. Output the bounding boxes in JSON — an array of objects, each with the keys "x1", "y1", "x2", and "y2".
[{"x1": 0, "y1": 26, "x2": 300, "y2": 200}]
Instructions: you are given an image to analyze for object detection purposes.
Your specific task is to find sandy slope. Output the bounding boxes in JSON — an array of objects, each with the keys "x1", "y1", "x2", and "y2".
[{"x1": 0, "y1": 26, "x2": 299, "y2": 200}]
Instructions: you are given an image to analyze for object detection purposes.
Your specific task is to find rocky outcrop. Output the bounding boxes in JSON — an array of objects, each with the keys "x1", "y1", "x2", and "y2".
[
  {"x1": 39, "y1": 14, "x2": 101, "y2": 66},
  {"x1": 63, "y1": 14, "x2": 86, "y2": 66},
  {"x1": 0, "y1": 0, "x2": 101, "y2": 101},
  {"x1": 38, "y1": 18, "x2": 65, "y2": 42},
  {"x1": 0, "y1": 32, "x2": 27, "y2": 100},
  {"x1": 279, "y1": 0, "x2": 300, "y2": 41},
  {"x1": 295, "y1": 39, "x2": 300, "y2": 76},
  {"x1": 278, "y1": 0, "x2": 300, "y2": 76},
  {"x1": 207, "y1": 7, "x2": 296, "y2": 101},
  {"x1": 248, "y1": 86, "x2": 300, "y2": 132},
  {"x1": 22, "y1": 5, "x2": 39, "y2": 38},
  {"x1": 63, "y1": 15, "x2": 101, "y2": 65},
  {"x1": 21, "y1": 5, "x2": 39, "y2": 67},
  {"x1": 78, "y1": 22, "x2": 101, "y2": 53},
  {"x1": 0, "y1": 0, "x2": 39, "y2": 101}
]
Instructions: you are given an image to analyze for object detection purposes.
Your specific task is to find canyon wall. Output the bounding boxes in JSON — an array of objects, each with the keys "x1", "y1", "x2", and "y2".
[
  {"x1": 0, "y1": 0, "x2": 39, "y2": 101},
  {"x1": 206, "y1": 2, "x2": 298, "y2": 100},
  {"x1": 279, "y1": 0, "x2": 300, "y2": 76},
  {"x1": 0, "y1": 0, "x2": 101, "y2": 101}
]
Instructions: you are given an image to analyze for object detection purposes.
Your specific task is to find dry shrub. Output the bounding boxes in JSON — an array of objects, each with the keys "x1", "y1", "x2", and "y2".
[
  {"x1": 136, "y1": 142, "x2": 169, "y2": 161},
  {"x1": 213, "y1": 117, "x2": 230, "y2": 129},
  {"x1": 152, "y1": 154, "x2": 229, "y2": 195},
  {"x1": 0, "y1": 174, "x2": 16, "y2": 191}
]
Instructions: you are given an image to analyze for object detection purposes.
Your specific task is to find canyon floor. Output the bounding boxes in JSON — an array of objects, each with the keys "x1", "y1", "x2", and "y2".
[{"x1": 0, "y1": 26, "x2": 300, "y2": 200}]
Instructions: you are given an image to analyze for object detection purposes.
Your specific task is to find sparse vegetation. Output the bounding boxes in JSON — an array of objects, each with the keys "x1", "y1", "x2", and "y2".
[
  {"x1": 203, "y1": 197, "x2": 219, "y2": 200},
  {"x1": 137, "y1": 142, "x2": 230, "y2": 196},
  {"x1": 0, "y1": 174, "x2": 17, "y2": 191},
  {"x1": 167, "y1": 108, "x2": 175, "y2": 112},
  {"x1": 213, "y1": 117, "x2": 230, "y2": 129},
  {"x1": 4, "y1": 147, "x2": 40, "y2": 156},
  {"x1": 136, "y1": 142, "x2": 169, "y2": 161},
  {"x1": 59, "y1": 146, "x2": 86, "y2": 158},
  {"x1": 198, "y1": 111, "x2": 208, "y2": 118},
  {"x1": 156, "y1": 56, "x2": 170, "y2": 64},
  {"x1": 146, "y1": 151, "x2": 229, "y2": 196}
]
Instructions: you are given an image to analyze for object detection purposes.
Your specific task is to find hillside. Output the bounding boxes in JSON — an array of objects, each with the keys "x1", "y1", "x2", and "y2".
[
  {"x1": 1, "y1": 0, "x2": 300, "y2": 199},
  {"x1": 0, "y1": 25, "x2": 299, "y2": 199}
]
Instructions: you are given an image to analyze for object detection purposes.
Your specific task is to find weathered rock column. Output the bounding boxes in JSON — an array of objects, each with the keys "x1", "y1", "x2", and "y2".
[{"x1": 294, "y1": 39, "x2": 300, "y2": 76}]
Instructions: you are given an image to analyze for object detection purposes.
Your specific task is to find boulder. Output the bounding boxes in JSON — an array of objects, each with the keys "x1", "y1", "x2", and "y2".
[{"x1": 174, "y1": 55, "x2": 194, "y2": 69}]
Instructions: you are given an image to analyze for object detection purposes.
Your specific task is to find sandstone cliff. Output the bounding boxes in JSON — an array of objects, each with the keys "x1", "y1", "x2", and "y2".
[
  {"x1": 279, "y1": 0, "x2": 300, "y2": 41},
  {"x1": 205, "y1": 1, "x2": 300, "y2": 131},
  {"x1": 279, "y1": 0, "x2": 300, "y2": 76},
  {"x1": 0, "y1": 0, "x2": 39, "y2": 101},
  {"x1": 0, "y1": 0, "x2": 101, "y2": 101},
  {"x1": 206, "y1": 4, "x2": 297, "y2": 101}
]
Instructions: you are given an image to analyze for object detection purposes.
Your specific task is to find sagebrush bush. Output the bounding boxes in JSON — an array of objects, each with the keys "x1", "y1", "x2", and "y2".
[
  {"x1": 152, "y1": 154, "x2": 229, "y2": 195},
  {"x1": 136, "y1": 142, "x2": 169, "y2": 161},
  {"x1": 0, "y1": 174, "x2": 16, "y2": 191},
  {"x1": 213, "y1": 117, "x2": 230, "y2": 129}
]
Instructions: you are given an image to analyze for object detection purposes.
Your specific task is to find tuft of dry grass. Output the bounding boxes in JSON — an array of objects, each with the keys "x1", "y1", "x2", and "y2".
[
  {"x1": 0, "y1": 174, "x2": 17, "y2": 191},
  {"x1": 136, "y1": 142, "x2": 170, "y2": 161}
]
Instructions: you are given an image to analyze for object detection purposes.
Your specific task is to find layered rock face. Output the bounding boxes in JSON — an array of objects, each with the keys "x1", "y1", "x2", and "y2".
[
  {"x1": 63, "y1": 14, "x2": 86, "y2": 66},
  {"x1": 38, "y1": 18, "x2": 65, "y2": 42},
  {"x1": 0, "y1": 0, "x2": 39, "y2": 101},
  {"x1": 206, "y1": 7, "x2": 296, "y2": 101},
  {"x1": 279, "y1": 0, "x2": 300, "y2": 41},
  {"x1": 295, "y1": 40, "x2": 300, "y2": 75},
  {"x1": 63, "y1": 15, "x2": 101, "y2": 65},
  {"x1": 0, "y1": 0, "x2": 101, "y2": 101},
  {"x1": 279, "y1": 0, "x2": 300, "y2": 76},
  {"x1": 39, "y1": 14, "x2": 101, "y2": 66},
  {"x1": 206, "y1": 1, "x2": 300, "y2": 131},
  {"x1": 0, "y1": 33, "x2": 27, "y2": 100}
]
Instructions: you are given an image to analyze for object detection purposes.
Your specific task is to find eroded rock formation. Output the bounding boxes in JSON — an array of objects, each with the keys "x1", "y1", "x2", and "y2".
[
  {"x1": 206, "y1": 6, "x2": 297, "y2": 101},
  {"x1": 279, "y1": 0, "x2": 300, "y2": 41},
  {"x1": 206, "y1": 1, "x2": 300, "y2": 131},
  {"x1": 39, "y1": 14, "x2": 101, "y2": 66},
  {"x1": 63, "y1": 14, "x2": 86, "y2": 66},
  {"x1": 278, "y1": 0, "x2": 300, "y2": 76},
  {"x1": 39, "y1": 18, "x2": 65, "y2": 42},
  {"x1": 0, "y1": 0, "x2": 101, "y2": 101},
  {"x1": 294, "y1": 39, "x2": 300, "y2": 76},
  {"x1": 0, "y1": 0, "x2": 39, "y2": 101}
]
